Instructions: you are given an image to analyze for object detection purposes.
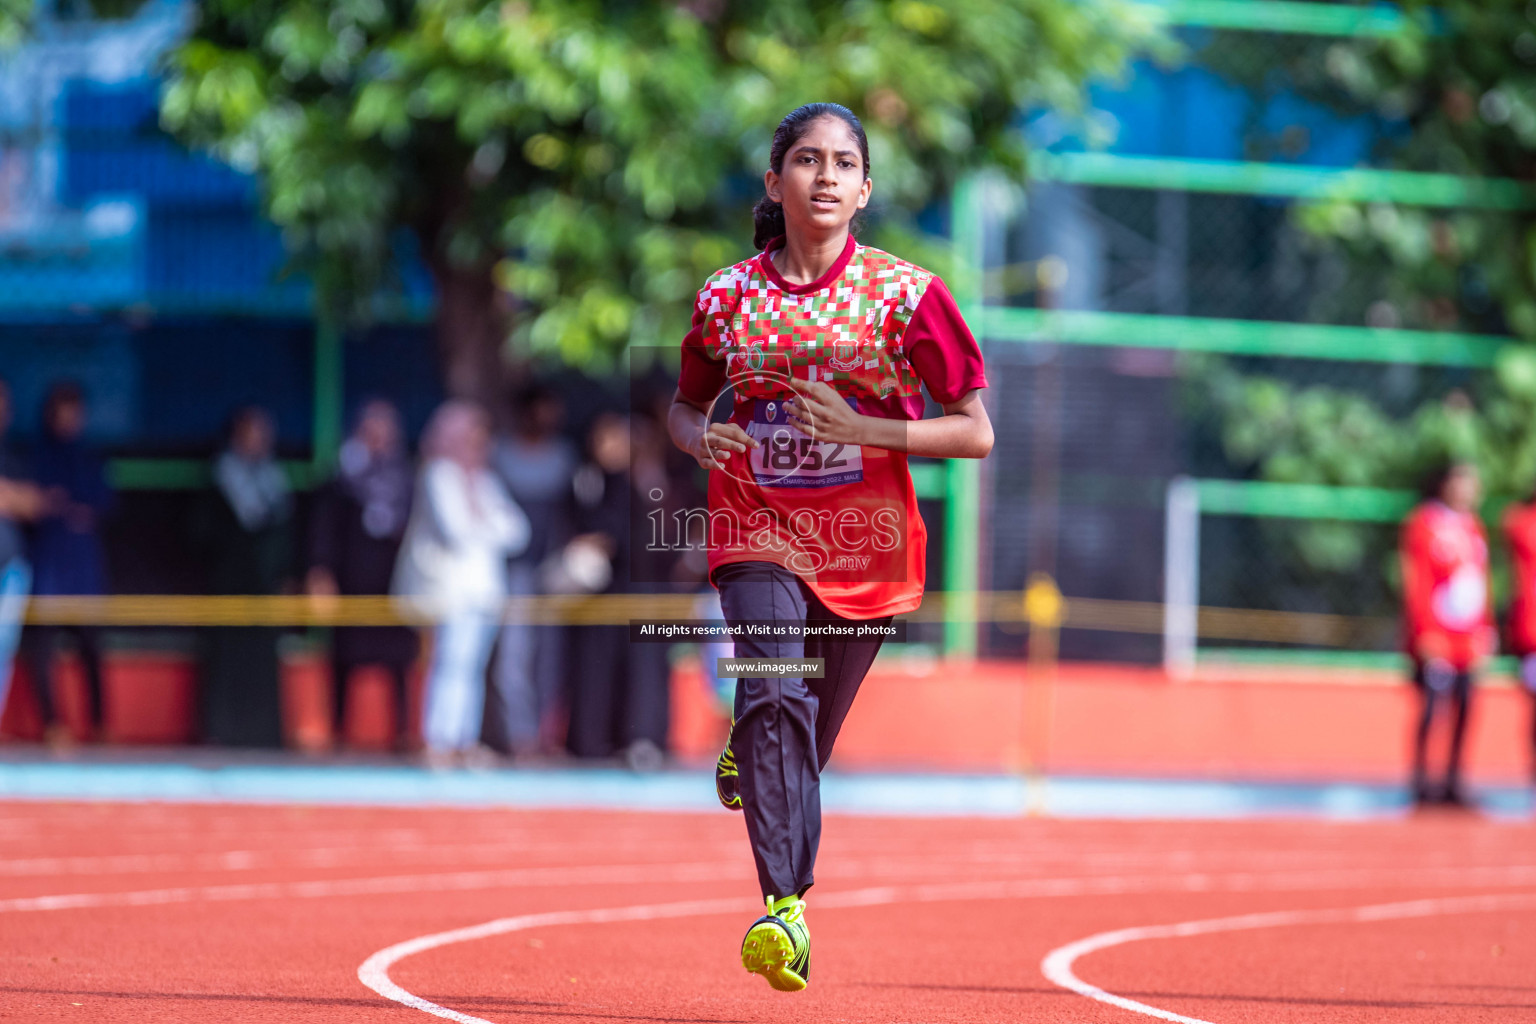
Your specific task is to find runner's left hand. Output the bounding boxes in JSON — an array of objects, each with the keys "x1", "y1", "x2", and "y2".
[{"x1": 784, "y1": 379, "x2": 864, "y2": 446}]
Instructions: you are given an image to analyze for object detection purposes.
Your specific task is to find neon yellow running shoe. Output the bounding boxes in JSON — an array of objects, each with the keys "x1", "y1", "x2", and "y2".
[
  {"x1": 740, "y1": 893, "x2": 810, "y2": 992},
  {"x1": 715, "y1": 721, "x2": 741, "y2": 811}
]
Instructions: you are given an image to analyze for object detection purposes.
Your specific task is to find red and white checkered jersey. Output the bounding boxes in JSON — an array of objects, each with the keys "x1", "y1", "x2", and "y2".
[{"x1": 678, "y1": 233, "x2": 988, "y2": 619}]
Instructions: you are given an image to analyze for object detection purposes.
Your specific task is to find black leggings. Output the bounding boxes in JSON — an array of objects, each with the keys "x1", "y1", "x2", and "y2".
[
  {"x1": 1410, "y1": 660, "x2": 1473, "y2": 798},
  {"x1": 714, "y1": 560, "x2": 892, "y2": 900},
  {"x1": 1520, "y1": 654, "x2": 1536, "y2": 782},
  {"x1": 23, "y1": 624, "x2": 105, "y2": 731}
]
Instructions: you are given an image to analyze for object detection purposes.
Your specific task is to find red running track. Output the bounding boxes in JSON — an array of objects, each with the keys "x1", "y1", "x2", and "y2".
[{"x1": 1, "y1": 801, "x2": 1534, "y2": 1022}]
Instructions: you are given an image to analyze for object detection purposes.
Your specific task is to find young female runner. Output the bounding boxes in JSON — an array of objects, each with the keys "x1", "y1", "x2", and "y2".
[
  {"x1": 1502, "y1": 488, "x2": 1536, "y2": 785},
  {"x1": 1400, "y1": 460, "x2": 1493, "y2": 807},
  {"x1": 668, "y1": 102, "x2": 993, "y2": 992}
]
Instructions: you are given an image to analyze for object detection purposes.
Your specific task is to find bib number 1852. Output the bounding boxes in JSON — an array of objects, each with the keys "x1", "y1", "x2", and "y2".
[
  {"x1": 749, "y1": 399, "x2": 863, "y2": 488},
  {"x1": 762, "y1": 434, "x2": 851, "y2": 473}
]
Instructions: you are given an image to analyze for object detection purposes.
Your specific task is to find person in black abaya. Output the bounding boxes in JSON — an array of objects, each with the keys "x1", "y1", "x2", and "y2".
[
  {"x1": 306, "y1": 400, "x2": 418, "y2": 749},
  {"x1": 196, "y1": 407, "x2": 293, "y2": 748},
  {"x1": 564, "y1": 413, "x2": 673, "y2": 768}
]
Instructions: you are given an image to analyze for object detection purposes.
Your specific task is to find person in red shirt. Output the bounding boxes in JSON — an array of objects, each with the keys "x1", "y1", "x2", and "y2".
[
  {"x1": 668, "y1": 102, "x2": 992, "y2": 992},
  {"x1": 1502, "y1": 488, "x2": 1536, "y2": 786},
  {"x1": 1400, "y1": 460, "x2": 1493, "y2": 808}
]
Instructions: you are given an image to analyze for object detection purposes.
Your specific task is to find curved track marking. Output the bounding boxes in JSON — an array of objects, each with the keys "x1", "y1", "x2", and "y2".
[
  {"x1": 357, "y1": 879, "x2": 1536, "y2": 1022},
  {"x1": 358, "y1": 897, "x2": 751, "y2": 1023},
  {"x1": 1040, "y1": 891, "x2": 1536, "y2": 1023},
  {"x1": 357, "y1": 887, "x2": 938, "y2": 1022}
]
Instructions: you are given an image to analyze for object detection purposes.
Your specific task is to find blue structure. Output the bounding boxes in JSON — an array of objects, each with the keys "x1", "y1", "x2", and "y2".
[{"x1": 0, "y1": 2, "x2": 439, "y2": 453}]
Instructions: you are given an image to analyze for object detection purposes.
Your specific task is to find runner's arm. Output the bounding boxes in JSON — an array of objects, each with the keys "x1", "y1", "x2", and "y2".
[
  {"x1": 859, "y1": 388, "x2": 993, "y2": 458},
  {"x1": 669, "y1": 390, "x2": 759, "y2": 471},
  {"x1": 784, "y1": 380, "x2": 991, "y2": 458}
]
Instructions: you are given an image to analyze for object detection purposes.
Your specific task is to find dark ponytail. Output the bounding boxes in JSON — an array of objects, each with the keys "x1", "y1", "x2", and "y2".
[
  {"x1": 751, "y1": 195, "x2": 787, "y2": 253},
  {"x1": 1418, "y1": 457, "x2": 1472, "y2": 501},
  {"x1": 752, "y1": 102, "x2": 870, "y2": 251}
]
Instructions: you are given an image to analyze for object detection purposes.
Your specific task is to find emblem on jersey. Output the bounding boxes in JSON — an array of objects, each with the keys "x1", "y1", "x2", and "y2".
[
  {"x1": 829, "y1": 340, "x2": 862, "y2": 372},
  {"x1": 745, "y1": 345, "x2": 766, "y2": 371},
  {"x1": 878, "y1": 378, "x2": 896, "y2": 398},
  {"x1": 766, "y1": 402, "x2": 777, "y2": 422}
]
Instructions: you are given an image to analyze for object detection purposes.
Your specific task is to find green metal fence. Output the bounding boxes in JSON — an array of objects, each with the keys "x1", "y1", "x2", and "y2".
[{"x1": 955, "y1": 0, "x2": 1511, "y2": 661}]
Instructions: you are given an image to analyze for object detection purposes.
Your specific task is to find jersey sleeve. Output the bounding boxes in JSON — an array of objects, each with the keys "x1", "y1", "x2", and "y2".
[
  {"x1": 678, "y1": 289, "x2": 729, "y2": 407},
  {"x1": 1506, "y1": 507, "x2": 1536, "y2": 563},
  {"x1": 1400, "y1": 512, "x2": 1437, "y2": 646},
  {"x1": 903, "y1": 276, "x2": 989, "y2": 405},
  {"x1": 1476, "y1": 518, "x2": 1495, "y2": 633}
]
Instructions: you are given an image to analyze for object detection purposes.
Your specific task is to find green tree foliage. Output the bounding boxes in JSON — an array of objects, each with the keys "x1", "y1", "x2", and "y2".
[
  {"x1": 1193, "y1": 3, "x2": 1536, "y2": 576},
  {"x1": 1, "y1": 0, "x2": 33, "y2": 47},
  {"x1": 161, "y1": 0, "x2": 1157, "y2": 395}
]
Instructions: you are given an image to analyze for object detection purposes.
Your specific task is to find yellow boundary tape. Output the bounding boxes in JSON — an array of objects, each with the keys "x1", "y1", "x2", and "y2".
[{"x1": 18, "y1": 592, "x2": 1395, "y2": 646}]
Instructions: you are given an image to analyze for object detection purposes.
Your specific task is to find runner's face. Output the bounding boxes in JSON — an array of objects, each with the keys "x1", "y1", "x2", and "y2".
[
  {"x1": 1444, "y1": 465, "x2": 1480, "y2": 512},
  {"x1": 766, "y1": 117, "x2": 870, "y2": 240}
]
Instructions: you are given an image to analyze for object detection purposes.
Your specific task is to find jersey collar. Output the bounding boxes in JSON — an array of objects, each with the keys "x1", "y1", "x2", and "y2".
[{"x1": 758, "y1": 233, "x2": 857, "y2": 295}]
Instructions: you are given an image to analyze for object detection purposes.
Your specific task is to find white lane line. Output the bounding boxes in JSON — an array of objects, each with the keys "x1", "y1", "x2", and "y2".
[
  {"x1": 0, "y1": 840, "x2": 1229, "y2": 878},
  {"x1": 1040, "y1": 891, "x2": 1536, "y2": 1024},
  {"x1": 357, "y1": 877, "x2": 1536, "y2": 1022},
  {"x1": 13, "y1": 860, "x2": 1536, "y2": 915},
  {"x1": 0, "y1": 840, "x2": 743, "y2": 877},
  {"x1": 0, "y1": 861, "x2": 743, "y2": 913},
  {"x1": 0, "y1": 842, "x2": 1432, "y2": 881}
]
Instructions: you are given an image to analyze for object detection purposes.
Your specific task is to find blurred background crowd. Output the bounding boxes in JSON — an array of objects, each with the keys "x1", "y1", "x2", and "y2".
[{"x1": 0, "y1": 372, "x2": 714, "y2": 769}]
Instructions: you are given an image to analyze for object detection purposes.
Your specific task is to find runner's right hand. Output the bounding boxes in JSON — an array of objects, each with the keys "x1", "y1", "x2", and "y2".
[{"x1": 692, "y1": 422, "x2": 758, "y2": 471}]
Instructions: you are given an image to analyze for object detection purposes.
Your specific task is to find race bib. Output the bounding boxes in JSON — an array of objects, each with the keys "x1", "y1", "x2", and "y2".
[{"x1": 746, "y1": 398, "x2": 863, "y2": 488}]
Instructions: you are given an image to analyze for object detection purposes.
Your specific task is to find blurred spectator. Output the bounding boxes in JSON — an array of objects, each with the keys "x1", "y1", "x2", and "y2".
[
  {"x1": 645, "y1": 384, "x2": 733, "y2": 718},
  {"x1": 307, "y1": 399, "x2": 419, "y2": 751},
  {"x1": 1400, "y1": 460, "x2": 1493, "y2": 808},
  {"x1": 393, "y1": 400, "x2": 527, "y2": 769},
  {"x1": 487, "y1": 382, "x2": 578, "y2": 758},
  {"x1": 0, "y1": 377, "x2": 40, "y2": 727},
  {"x1": 197, "y1": 407, "x2": 293, "y2": 748},
  {"x1": 1503, "y1": 488, "x2": 1536, "y2": 785},
  {"x1": 565, "y1": 413, "x2": 671, "y2": 769},
  {"x1": 21, "y1": 382, "x2": 114, "y2": 747}
]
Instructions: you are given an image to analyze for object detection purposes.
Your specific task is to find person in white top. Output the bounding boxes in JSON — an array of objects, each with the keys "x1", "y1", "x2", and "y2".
[{"x1": 394, "y1": 400, "x2": 528, "y2": 765}]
